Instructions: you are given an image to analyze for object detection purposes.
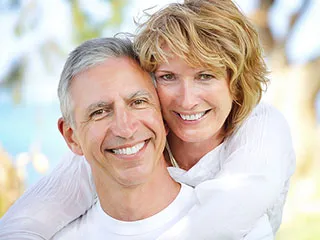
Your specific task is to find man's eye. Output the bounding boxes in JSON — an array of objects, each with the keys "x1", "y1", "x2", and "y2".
[
  {"x1": 90, "y1": 109, "x2": 109, "y2": 120},
  {"x1": 132, "y1": 99, "x2": 147, "y2": 108}
]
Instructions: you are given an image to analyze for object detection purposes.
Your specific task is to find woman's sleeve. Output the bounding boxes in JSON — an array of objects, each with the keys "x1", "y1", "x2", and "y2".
[
  {"x1": 0, "y1": 152, "x2": 96, "y2": 240},
  {"x1": 158, "y1": 104, "x2": 296, "y2": 239}
]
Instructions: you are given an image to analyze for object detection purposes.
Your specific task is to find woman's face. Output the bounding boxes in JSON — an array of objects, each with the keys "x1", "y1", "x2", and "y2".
[{"x1": 154, "y1": 52, "x2": 233, "y2": 143}]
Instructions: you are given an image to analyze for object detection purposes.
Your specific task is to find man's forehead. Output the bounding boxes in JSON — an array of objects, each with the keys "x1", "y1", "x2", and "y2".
[
  {"x1": 70, "y1": 57, "x2": 158, "y2": 106},
  {"x1": 72, "y1": 57, "x2": 153, "y2": 87}
]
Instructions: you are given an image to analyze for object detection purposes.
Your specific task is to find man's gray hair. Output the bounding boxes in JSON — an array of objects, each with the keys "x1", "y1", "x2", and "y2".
[{"x1": 58, "y1": 37, "x2": 139, "y2": 127}]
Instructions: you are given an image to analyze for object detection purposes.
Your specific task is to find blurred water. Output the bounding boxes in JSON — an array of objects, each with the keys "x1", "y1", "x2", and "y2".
[{"x1": 0, "y1": 88, "x2": 68, "y2": 186}]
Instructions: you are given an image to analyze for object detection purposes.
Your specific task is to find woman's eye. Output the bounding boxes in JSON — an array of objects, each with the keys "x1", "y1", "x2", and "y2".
[
  {"x1": 158, "y1": 74, "x2": 175, "y2": 81},
  {"x1": 198, "y1": 73, "x2": 214, "y2": 80}
]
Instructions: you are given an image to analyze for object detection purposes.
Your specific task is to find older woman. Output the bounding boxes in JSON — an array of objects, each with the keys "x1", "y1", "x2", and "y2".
[
  {"x1": 0, "y1": 0, "x2": 295, "y2": 239},
  {"x1": 134, "y1": 0, "x2": 295, "y2": 238}
]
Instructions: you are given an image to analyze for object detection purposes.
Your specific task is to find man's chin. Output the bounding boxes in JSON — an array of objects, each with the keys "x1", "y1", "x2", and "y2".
[{"x1": 117, "y1": 168, "x2": 153, "y2": 188}]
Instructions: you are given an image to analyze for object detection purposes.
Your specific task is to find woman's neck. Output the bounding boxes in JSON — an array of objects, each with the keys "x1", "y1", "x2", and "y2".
[{"x1": 167, "y1": 132, "x2": 224, "y2": 171}]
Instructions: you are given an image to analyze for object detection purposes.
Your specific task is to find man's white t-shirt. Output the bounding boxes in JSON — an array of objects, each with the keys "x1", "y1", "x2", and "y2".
[{"x1": 52, "y1": 184, "x2": 196, "y2": 240}]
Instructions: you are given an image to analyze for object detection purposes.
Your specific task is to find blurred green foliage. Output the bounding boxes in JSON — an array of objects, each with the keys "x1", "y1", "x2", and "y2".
[
  {"x1": 3, "y1": 0, "x2": 127, "y2": 95},
  {"x1": 71, "y1": 0, "x2": 127, "y2": 44},
  {"x1": 0, "y1": 148, "x2": 24, "y2": 217}
]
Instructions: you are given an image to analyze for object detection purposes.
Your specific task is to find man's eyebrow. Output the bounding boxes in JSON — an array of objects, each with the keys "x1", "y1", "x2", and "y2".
[
  {"x1": 128, "y1": 90, "x2": 153, "y2": 100},
  {"x1": 84, "y1": 91, "x2": 153, "y2": 115},
  {"x1": 85, "y1": 101, "x2": 111, "y2": 115}
]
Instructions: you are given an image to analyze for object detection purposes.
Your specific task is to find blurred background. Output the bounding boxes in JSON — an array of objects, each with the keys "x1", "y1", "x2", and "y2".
[{"x1": 0, "y1": 0, "x2": 319, "y2": 239}]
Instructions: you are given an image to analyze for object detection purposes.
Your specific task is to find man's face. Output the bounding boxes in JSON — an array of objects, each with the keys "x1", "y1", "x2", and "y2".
[{"x1": 62, "y1": 57, "x2": 166, "y2": 187}]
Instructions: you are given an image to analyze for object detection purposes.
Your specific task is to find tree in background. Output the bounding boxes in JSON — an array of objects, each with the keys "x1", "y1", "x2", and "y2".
[
  {"x1": 247, "y1": 1, "x2": 320, "y2": 239},
  {"x1": 1, "y1": 0, "x2": 127, "y2": 100},
  {"x1": 249, "y1": 0, "x2": 320, "y2": 177}
]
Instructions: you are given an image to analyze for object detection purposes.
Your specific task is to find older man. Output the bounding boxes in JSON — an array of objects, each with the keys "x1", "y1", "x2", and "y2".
[{"x1": 50, "y1": 37, "x2": 196, "y2": 239}]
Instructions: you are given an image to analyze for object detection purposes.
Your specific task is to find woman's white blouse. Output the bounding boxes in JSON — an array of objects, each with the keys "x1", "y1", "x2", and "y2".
[{"x1": 0, "y1": 102, "x2": 295, "y2": 240}]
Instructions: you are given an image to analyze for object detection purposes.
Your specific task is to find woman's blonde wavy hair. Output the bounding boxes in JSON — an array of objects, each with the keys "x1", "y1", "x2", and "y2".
[{"x1": 134, "y1": 0, "x2": 269, "y2": 137}]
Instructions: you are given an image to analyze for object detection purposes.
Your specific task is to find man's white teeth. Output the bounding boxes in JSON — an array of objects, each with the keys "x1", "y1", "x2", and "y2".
[
  {"x1": 112, "y1": 142, "x2": 145, "y2": 155},
  {"x1": 180, "y1": 112, "x2": 205, "y2": 121}
]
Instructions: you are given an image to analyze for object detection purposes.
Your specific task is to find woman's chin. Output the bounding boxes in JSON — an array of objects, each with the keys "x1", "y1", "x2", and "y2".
[
  {"x1": 173, "y1": 131, "x2": 211, "y2": 144},
  {"x1": 169, "y1": 127, "x2": 223, "y2": 145}
]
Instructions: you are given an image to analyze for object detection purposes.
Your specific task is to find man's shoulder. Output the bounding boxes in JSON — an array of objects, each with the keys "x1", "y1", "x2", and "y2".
[{"x1": 52, "y1": 203, "x2": 101, "y2": 239}]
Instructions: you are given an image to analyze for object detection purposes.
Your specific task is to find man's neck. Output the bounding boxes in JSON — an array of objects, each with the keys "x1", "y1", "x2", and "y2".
[{"x1": 92, "y1": 158, "x2": 180, "y2": 221}]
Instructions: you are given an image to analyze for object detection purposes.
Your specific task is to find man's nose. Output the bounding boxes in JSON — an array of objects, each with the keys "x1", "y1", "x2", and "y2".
[
  {"x1": 110, "y1": 107, "x2": 138, "y2": 139},
  {"x1": 177, "y1": 80, "x2": 199, "y2": 110}
]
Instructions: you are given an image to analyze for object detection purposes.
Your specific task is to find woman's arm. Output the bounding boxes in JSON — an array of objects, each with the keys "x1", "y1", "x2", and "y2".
[
  {"x1": 0, "y1": 152, "x2": 96, "y2": 240},
  {"x1": 160, "y1": 103, "x2": 295, "y2": 239}
]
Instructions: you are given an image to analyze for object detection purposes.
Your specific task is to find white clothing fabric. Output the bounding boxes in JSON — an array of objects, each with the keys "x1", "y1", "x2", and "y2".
[
  {"x1": 0, "y1": 102, "x2": 295, "y2": 240},
  {"x1": 243, "y1": 214, "x2": 273, "y2": 240},
  {"x1": 52, "y1": 184, "x2": 196, "y2": 240}
]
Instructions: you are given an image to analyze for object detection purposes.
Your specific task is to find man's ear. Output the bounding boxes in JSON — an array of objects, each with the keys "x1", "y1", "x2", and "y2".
[{"x1": 58, "y1": 117, "x2": 83, "y2": 156}]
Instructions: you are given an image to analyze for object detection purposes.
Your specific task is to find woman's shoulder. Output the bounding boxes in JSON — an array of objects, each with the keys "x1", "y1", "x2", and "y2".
[
  {"x1": 226, "y1": 101, "x2": 292, "y2": 148},
  {"x1": 250, "y1": 102, "x2": 285, "y2": 121},
  {"x1": 241, "y1": 102, "x2": 289, "y2": 133}
]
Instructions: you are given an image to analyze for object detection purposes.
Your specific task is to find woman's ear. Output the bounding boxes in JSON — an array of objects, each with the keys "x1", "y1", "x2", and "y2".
[{"x1": 58, "y1": 117, "x2": 83, "y2": 156}]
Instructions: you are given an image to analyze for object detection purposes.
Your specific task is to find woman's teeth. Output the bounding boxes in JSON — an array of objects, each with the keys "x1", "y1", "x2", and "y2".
[
  {"x1": 112, "y1": 142, "x2": 145, "y2": 155},
  {"x1": 179, "y1": 111, "x2": 205, "y2": 121}
]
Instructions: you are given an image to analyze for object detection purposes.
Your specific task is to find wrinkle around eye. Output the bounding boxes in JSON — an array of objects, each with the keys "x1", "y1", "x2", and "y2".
[
  {"x1": 90, "y1": 109, "x2": 110, "y2": 121},
  {"x1": 131, "y1": 99, "x2": 148, "y2": 109}
]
